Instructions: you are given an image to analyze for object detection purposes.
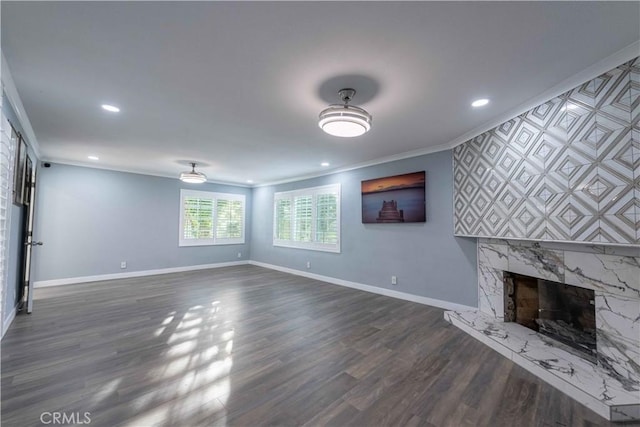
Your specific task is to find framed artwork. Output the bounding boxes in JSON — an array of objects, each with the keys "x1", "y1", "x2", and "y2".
[
  {"x1": 13, "y1": 134, "x2": 27, "y2": 206},
  {"x1": 361, "y1": 171, "x2": 426, "y2": 223}
]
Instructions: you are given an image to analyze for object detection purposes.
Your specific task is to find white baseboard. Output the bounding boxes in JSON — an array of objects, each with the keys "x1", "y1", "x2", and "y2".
[
  {"x1": 33, "y1": 260, "x2": 249, "y2": 288},
  {"x1": 248, "y1": 260, "x2": 476, "y2": 312},
  {"x1": 2, "y1": 306, "x2": 17, "y2": 338},
  {"x1": 32, "y1": 259, "x2": 475, "y2": 313}
]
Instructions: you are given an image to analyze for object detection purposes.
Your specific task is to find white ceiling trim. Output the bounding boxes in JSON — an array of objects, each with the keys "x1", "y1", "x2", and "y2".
[
  {"x1": 1, "y1": 51, "x2": 41, "y2": 160},
  {"x1": 48, "y1": 159, "x2": 251, "y2": 188}
]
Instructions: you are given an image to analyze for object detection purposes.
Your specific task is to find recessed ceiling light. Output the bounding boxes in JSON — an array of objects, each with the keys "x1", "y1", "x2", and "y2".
[
  {"x1": 101, "y1": 104, "x2": 120, "y2": 113},
  {"x1": 247, "y1": 180, "x2": 254, "y2": 184},
  {"x1": 88, "y1": 155, "x2": 99, "y2": 161},
  {"x1": 471, "y1": 99, "x2": 490, "y2": 108},
  {"x1": 321, "y1": 162, "x2": 330, "y2": 167}
]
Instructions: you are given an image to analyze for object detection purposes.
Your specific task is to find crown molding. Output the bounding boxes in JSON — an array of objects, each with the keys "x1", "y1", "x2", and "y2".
[
  {"x1": 45, "y1": 160, "x2": 252, "y2": 188},
  {"x1": 254, "y1": 141, "x2": 452, "y2": 188}
]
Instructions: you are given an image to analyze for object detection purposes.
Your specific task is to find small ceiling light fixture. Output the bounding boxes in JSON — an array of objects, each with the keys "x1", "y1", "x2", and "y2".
[
  {"x1": 471, "y1": 98, "x2": 490, "y2": 108},
  {"x1": 319, "y1": 88, "x2": 372, "y2": 137},
  {"x1": 179, "y1": 162, "x2": 207, "y2": 184},
  {"x1": 87, "y1": 155, "x2": 99, "y2": 161},
  {"x1": 101, "y1": 104, "x2": 120, "y2": 113},
  {"x1": 320, "y1": 162, "x2": 330, "y2": 167},
  {"x1": 247, "y1": 179, "x2": 254, "y2": 184}
]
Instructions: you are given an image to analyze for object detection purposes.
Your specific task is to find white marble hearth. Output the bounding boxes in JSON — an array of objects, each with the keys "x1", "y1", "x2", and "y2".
[
  {"x1": 445, "y1": 238, "x2": 640, "y2": 422},
  {"x1": 445, "y1": 310, "x2": 639, "y2": 421}
]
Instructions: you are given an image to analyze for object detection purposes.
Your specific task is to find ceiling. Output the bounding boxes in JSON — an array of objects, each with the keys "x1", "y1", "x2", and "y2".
[{"x1": 2, "y1": 2, "x2": 639, "y2": 185}]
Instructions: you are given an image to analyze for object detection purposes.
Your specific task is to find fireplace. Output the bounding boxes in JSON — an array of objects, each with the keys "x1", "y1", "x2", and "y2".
[
  {"x1": 445, "y1": 239, "x2": 640, "y2": 421},
  {"x1": 504, "y1": 272, "x2": 597, "y2": 363}
]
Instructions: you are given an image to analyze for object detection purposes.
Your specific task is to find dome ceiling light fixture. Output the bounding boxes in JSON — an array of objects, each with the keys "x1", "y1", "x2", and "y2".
[
  {"x1": 319, "y1": 88, "x2": 372, "y2": 138},
  {"x1": 179, "y1": 162, "x2": 207, "y2": 184}
]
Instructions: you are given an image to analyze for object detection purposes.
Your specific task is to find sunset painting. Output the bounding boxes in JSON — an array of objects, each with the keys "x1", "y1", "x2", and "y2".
[{"x1": 361, "y1": 171, "x2": 426, "y2": 223}]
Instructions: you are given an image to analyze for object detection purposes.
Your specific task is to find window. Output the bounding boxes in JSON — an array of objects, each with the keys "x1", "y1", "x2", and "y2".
[
  {"x1": 179, "y1": 189, "x2": 245, "y2": 246},
  {"x1": 273, "y1": 184, "x2": 340, "y2": 253}
]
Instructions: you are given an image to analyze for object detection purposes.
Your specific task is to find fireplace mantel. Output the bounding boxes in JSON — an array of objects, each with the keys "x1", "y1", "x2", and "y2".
[{"x1": 445, "y1": 238, "x2": 640, "y2": 422}]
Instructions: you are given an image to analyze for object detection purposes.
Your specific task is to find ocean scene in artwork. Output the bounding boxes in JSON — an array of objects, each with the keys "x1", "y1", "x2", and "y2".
[{"x1": 361, "y1": 171, "x2": 426, "y2": 223}]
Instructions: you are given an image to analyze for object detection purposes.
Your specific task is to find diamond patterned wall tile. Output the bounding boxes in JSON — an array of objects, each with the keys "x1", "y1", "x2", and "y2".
[
  {"x1": 525, "y1": 95, "x2": 566, "y2": 131},
  {"x1": 571, "y1": 215, "x2": 601, "y2": 242},
  {"x1": 510, "y1": 119, "x2": 544, "y2": 157},
  {"x1": 546, "y1": 215, "x2": 573, "y2": 241},
  {"x1": 571, "y1": 118, "x2": 601, "y2": 160},
  {"x1": 481, "y1": 172, "x2": 506, "y2": 199},
  {"x1": 495, "y1": 187, "x2": 522, "y2": 216},
  {"x1": 594, "y1": 114, "x2": 630, "y2": 161},
  {"x1": 494, "y1": 117, "x2": 523, "y2": 142},
  {"x1": 600, "y1": 214, "x2": 637, "y2": 244},
  {"x1": 512, "y1": 198, "x2": 545, "y2": 239},
  {"x1": 598, "y1": 158, "x2": 634, "y2": 187},
  {"x1": 481, "y1": 135, "x2": 507, "y2": 164},
  {"x1": 598, "y1": 130, "x2": 634, "y2": 163},
  {"x1": 453, "y1": 56, "x2": 639, "y2": 244},
  {"x1": 483, "y1": 206, "x2": 510, "y2": 237},
  {"x1": 494, "y1": 145, "x2": 524, "y2": 181},
  {"x1": 636, "y1": 188, "x2": 640, "y2": 242},
  {"x1": 566, "y1": 80, "x2": 597, "y2": 111},
  {"x1": 596, "y1": 63, "x2": 631, "y2": 112},
  {"x1": 539, "y1": 131, "x2": 567, "y2": 171},
  {"x1": 511, "y1": 163, "x2": 545, "y2": 196},
  {"x1": 569, "y1": 161, "x2": 599, "y2": 195},
  {"x1": 598, "y1": 184, "x2": 636, "y2": 216}
]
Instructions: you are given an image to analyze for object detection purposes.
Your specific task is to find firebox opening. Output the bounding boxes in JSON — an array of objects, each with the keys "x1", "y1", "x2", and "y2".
[{"x1": 504, "y1": 272, "x2": 597, "y2": 363}]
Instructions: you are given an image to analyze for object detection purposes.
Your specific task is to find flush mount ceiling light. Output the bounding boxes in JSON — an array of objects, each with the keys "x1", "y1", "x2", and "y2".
[
  {"x1": 179, "y1": 162, "x2": 207, "y2": 184},
  {"x1": 319, "y1": 88, "x2": 372, "y2": 137}
]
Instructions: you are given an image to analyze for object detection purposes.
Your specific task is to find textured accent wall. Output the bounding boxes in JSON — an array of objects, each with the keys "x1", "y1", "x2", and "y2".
[{"x1": 453, "y1": 57, "x2": 639, "y2": 245}]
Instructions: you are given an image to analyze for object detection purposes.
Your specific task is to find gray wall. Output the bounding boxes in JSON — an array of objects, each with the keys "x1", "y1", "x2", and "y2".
[
  {"x1": 250, "y1": 150, "x2": 478, "y2": 307},
  {"x1": 32, "y1": 164, "x2": 252, "y2": 282}
]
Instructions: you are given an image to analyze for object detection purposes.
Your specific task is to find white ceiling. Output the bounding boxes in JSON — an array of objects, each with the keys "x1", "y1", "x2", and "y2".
[{"x1": 2, "y1": 2, "x2": 639, "y2": 185}]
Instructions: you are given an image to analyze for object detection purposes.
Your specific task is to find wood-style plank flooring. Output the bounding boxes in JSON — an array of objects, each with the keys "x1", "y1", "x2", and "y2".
[{"x1": 1, "y1": 265, "x2": 626, "y2": 426}]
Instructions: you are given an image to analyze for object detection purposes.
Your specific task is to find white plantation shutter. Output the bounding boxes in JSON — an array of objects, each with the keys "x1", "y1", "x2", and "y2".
[
  {"x1": 315, "y1": 193, "x2": 338, "y2": 244},
  {"x1": 215, "y1": 197, "x2": 244, "y2": 243},
  {"x1": 0, "y1": 103, "x2": 16, "y2": 326},
  {"x1": 273, "y1": 184, "x2": 340, "y2": 253},
  {"x1": 274, "y1": 198, "x2": 291, "y2": 240},
  {"x1": 183, "y1": 196, "x2": 214, "y2": 240},
  {"x1": 293, "y1": 195, "x2": 312, "y2": 242},
  {"x1": 179, "y1": 190, "x2": 245, "y2": 246}
]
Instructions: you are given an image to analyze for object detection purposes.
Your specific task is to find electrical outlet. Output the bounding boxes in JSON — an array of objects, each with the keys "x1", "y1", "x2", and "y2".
[
  {"x1": 237, "y1": 252, "x2": 242, "y2": 258},
  {"x1": 120, "y1": 261, "x2": 127, "y2": 269},
  {"x1": 391, "y1": 276, "x2": 397, "y2": 285},
  {"x1": 306, "y1": 261, "x2": 311, "y2": 269}
]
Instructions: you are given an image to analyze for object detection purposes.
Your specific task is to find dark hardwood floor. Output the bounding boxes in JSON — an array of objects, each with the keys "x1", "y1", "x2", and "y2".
[{"x1": 1, "y1": 265, "x2": 625, "y2": 426}]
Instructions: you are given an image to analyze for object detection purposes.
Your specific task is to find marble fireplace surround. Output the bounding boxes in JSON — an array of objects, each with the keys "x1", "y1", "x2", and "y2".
[{"x1": 444, "y1": 238, "x2": 640, "y2": 422}]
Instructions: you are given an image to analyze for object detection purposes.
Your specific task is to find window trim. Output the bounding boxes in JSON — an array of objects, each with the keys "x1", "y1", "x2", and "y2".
[
  {"x1": 273, "y1": 183, "x2": 341, "y2": 253},
  {"x1": 179, "y1": 189, "x2": 245, "y2": 247}
]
